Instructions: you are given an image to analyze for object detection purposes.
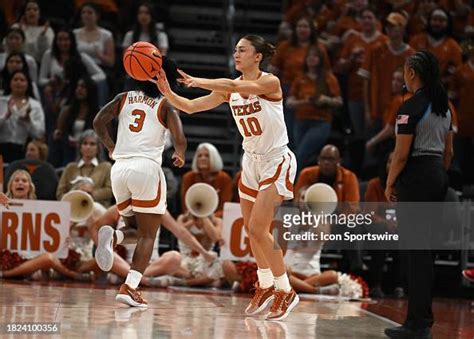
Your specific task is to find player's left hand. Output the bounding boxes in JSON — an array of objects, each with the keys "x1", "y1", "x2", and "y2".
[
  {"x1": 0, "y1": 193, "x2": 10, "y2": 208},
  {"x1": 172, "y1": 152, "x2": 185, "y2": 168},
  {"x1": 177, "y1": 69, "x2": 198, "y2": 87}
]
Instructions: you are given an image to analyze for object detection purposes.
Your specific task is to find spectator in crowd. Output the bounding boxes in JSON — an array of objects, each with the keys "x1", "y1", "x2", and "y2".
[
  {"x1": 358, "y1": 12, "x2": 414, "y2": 131},
  {"x1": 329, "y1": 0, "x2": 370, "y2": 40},
  {"x1": 56, "y1": 129, "x2": 112, "y2": 207},
  {"x1": 122, "y1": 2, "x2": 169, "y2": 55},
  {"x1": 25, "y1": 139, "x2": 49, "y2": 162},
  {"x1": 450, "y1": 42, "x2": 474, "y2": 184},
  {"x1": 0, "y1": 70, "x2": 44, "y2": 163},
  {"x1": 336, "y1": 7, "x2": 388, "y2": 173},
  {"x1": 39, "y1": 27, "x2": 106, "y2": 88},
  {"x1": 11, "y1": 0, "x2": 54, "y2": 62},
  {"x1": 180, "y1": 143, "x2": 232, "y2": 217},
  {"x1": 0, "y1": 28, "x2": 38, "y2": 83},
  {"x1": 51, "y1": 77, "x2": 98, "y2": 167},
  {"x1": 270, "y1": 15, "x2": 330, "y2": 145},
  {"x1": 287, "y1": 45, "x2": 342, "y2": 169},
  {"x1": 409, "y1": 8, "x2": 462, "y2": 85},
  {"x1": 0, "y1": 170, "x2": 90, "y2": 281},
  {"x1": 364, "y1": 152, "x2": 405, "y2": 298},
  {"x1": 74, "y1": 2, "x2": 115, "y2": 68},
  {"x1": 406, "y1": 1, "x2": 438, "y2": 37},
  {"x1": 0, "y1": 52, "x2": 40, "y2": 100}
]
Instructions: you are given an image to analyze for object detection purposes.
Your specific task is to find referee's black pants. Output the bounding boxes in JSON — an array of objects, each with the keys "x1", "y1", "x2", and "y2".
[{"x1": 395, "y1": 156, "x2": 448, "y2": 330}]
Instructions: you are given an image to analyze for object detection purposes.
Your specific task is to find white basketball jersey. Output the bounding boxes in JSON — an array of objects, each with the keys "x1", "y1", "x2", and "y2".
[
  {"x1": 229, "y1": 72, "x2": 288, "y2": 154},
  {"x1": 113, "y1": 91, "x2": 168, "y2": 164}
]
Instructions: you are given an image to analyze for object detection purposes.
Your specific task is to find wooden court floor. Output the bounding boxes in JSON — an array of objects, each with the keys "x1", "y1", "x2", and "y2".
[{"x1": 0, "y1": 280, "x2": 472, "y2": 338}]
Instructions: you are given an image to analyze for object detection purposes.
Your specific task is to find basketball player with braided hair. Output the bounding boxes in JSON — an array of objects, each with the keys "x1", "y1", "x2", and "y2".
[
  {"x1": 93, "y1": 58, "x2": 186, "y2": 307},
  {"x1": 385, "y1": 50, "x2": 453, "y2": 338},
  {"x1": 152, "y1": 34, "x2": 299, "y2": 321}
]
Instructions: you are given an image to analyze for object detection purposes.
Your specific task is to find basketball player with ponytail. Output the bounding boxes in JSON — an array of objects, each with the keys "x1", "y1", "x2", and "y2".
[
  {"x1": 385, "y1": 50, "x2": 453, "y2": 338},
  {"x1": 153, "y1": 35, "x2": 299, "y2": 320}
]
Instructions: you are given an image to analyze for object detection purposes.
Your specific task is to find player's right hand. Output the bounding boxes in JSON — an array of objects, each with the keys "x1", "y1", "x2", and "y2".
[
  {"x1": 153, "y1": 69, "x2": 171, "y2": 96},
  {"x1": 172, "y1": 152, "x2": 185, "y2": 168},
  {"x1": 203, "y1": 250, "x2": 218, "y2": 263}
]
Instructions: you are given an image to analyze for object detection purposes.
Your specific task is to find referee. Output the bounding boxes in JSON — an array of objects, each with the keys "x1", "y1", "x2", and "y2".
[{"x1": 384, "y1": 50, "x2": 453, "y2": 339}]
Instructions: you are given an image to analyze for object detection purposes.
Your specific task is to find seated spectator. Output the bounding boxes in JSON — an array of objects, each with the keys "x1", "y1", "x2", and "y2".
[
  {"x1": 11, "y1": 0, "x2": 54, "y2": 62},
  {"x1": 122, "y1": 2, "x2": 169, "y2": 55},
  {"x1": 409, "y1": 8, "x2": 462, "y2": 86},
  {"x1": 74, "y1": 2, "x2": 115, "y2": 68},
  {"x1": 0, "y1": 28, "x2": 38, "y2": 83},
  {"x1": 295, "y1": 144, "x2": 360, "y2": 205},
  {"x1": 270, "y1": 15, "x2": 331, "y2": 145},
  {"x1": 0, "y1": 70, "x2": 45, "y2": 163},
  {"x1": 181, "y1": 143, "x2": 232, "y2": 217},
  {"x1": 39, "y1": 27, "x2": 106, "y2": 89},
  {"x1": 51, "y1": 77, "x2": 98, "y2": 167},
  {"x1": 56, "y1": 129, "x2": 112, "y2": 207},
  {"x1": 287, "y1": 45, "x2": 342, "y2": 169},
  {"x1": 0, "y1": 169, "x2": 91, "y2": 281},
  {"x1": 5, "y1": 140, "x2": 58, "y2": 200},
  {"x1": 0, "y1": 52, "x2": 40, "y2": 100}
]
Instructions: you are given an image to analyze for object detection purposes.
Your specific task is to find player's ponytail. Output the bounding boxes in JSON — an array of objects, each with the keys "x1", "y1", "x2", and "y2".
[{"x1": 242, "y1": 34, "x2": 276, "y2": 63}]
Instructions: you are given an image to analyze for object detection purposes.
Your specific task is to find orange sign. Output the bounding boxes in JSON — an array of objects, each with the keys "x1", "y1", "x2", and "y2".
[{"x1": 0, "y1": 200, "x2": 71, "y2": 258}]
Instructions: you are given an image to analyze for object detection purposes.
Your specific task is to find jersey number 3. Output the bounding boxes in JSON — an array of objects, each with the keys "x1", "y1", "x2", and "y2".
[
  {"x1": 239, "y1": 117, "x2": 262, "y2": 137},
  {"x1": 129, "y1": 109, "x2": 146, "y2": 132}
]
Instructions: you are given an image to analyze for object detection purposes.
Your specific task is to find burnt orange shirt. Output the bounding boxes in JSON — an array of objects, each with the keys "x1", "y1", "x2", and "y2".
[
  {"x1": 365, "y1": 177, "x2": 387, "y2": 203},
  {"x1": 384, "y1": 94, "x2": 411, "y2": 126},
  {"x1": 339, "y1": 32, "x2": 388, "y2": 101},
  {"x1": 358, "y1": 42, "x2": 415, "y2": 119},
  {"x1": 180, "y1": 170, "x2": 233, "y2": 217},
  {"x1": 452, "y1": 62, "x2": 474, "y2": 137},
  {"x1": 271, "y1": 41, "x2": 330, "y2": 86},
  {"x1": 409, "y1": 34, "x2": 463, "y2": 76},
  {"x1": 290, "y1": 72, "x2": 341, "y2": 122},
  {"x1": 295, "y1": 165, "x2": 360, "y2": 203}
]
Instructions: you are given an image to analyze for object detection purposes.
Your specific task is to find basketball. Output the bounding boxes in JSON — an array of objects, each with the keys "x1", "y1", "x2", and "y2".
[{"x1": 123, "y1": 41, "x2": 162, "y2": 81}]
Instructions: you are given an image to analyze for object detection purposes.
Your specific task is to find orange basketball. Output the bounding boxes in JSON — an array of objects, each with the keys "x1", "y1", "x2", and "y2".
[{"x1": 123, "y1": 41, "x2": 162, "y2": 81}]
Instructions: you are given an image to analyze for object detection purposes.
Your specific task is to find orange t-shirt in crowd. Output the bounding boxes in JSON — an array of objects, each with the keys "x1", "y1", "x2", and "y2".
[
  {"x1": 365, "y1": 177, "x2": 387, "y2": 203},
  {"x1": 295, "y1": 165, "x2": 360, "y2": 203},
  {"x1": 271, "y1": 41, "x2": 331, "y2": 86},
  {"x1": 290, "y1": 72, "x2": 341, "y2": 122},
  {"x1": 331, "y1": 16, "x2": 382, "y2": 40},
  {"x1": 180, "y1": 170, "x2": 233, "y2": 217},
  {"x1": 358, "y1": 42, "x2": 415, "y2": 120},
  {"x1": 339, "y1": 32, "x2": 388, "y2": 102},
  {"x1": 451, "y1": 61, "x2": 474, "y2": 137},
  {"x1": 409, "y1": 33, "x2": 463, "y2": 76}
]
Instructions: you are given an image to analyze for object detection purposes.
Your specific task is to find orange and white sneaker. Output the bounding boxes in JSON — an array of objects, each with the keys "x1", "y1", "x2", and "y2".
[
  {"x1": 245, "y1": 282, "x2": 275, "y2": 315},
  {"x1": 115, "y1": 284, "x2": 148, "y2": 308},
  {"x1": 265, "y1": 289, "x2": 299, "y2": 321}
]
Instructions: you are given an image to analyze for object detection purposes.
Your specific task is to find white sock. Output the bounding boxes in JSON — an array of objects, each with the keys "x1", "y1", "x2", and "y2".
[
  {"x1": 125, "y1": 270, "x2": 142, "y2": 289},
  {"x1": 274, "y1": 273, "x2": 291, "y2": 292},
  {"x1": 257, "y1": 267, "x2": 274, "y2": 289},
  {"x1": 115, "y1": 230, "x2": 124, "y2": 245}
]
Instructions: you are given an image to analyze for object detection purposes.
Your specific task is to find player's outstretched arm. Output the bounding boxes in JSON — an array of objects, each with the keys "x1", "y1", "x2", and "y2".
[
  {"x1": 163, "y1": 101, "x2": 187, "y2": 168},
  {"x1": 177, "y1": 69, "x2": 281, "y2": 97},
  {"x1": 153, "y1": 69, "x2": 226, "y2": 114},
  {"x1": 93, "y1": 93, "x2": 125, "y2": 154}
]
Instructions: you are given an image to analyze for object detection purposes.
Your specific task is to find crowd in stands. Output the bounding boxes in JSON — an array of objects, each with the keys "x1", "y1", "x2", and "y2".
[{"x1": 1, "y1": 0, "x2": 473, "y2": 297}]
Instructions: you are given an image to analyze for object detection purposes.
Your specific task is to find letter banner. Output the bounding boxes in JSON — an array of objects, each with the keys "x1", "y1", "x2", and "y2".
[{"x1": 0, "y1": 200, "x2": 70, "y2": 259}]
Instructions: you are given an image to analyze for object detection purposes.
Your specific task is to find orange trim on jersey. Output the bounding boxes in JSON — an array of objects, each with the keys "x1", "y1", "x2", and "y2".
[
  {"x1": 117, "y1": 198, "x2": 132, "y2": 211},
  {"x1": 239, "y1": 179, "x2": 258, "y2": 198},
  {"x1": 131, "y1": 180, "x2": 162, "y2": 208},
  {"x1": 285, "y1": 153, "x2": 294, "y2": 192},
  {"x1": 157, "y1": 98, "x2": 168, "y2": 129},
  {"x1": 118, "y1": 93, "x2": 127, "y2": 113},
  {"x1": 259, "y1": 94, "x2": 283, "y2": 102},
  {"x1": 259, "y1": 157, "x2": 285, "y2": 188}
]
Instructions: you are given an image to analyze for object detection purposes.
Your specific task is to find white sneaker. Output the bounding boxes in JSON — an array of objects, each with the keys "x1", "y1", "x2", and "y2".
[{"x1": 96, "y1": 225, "x2": 115, "y2": 271}]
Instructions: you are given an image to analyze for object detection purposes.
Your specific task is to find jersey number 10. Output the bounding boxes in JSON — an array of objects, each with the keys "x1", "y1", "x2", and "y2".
[{"x1": 239, "y1": 117, "x2": 262, "y2": 137}]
